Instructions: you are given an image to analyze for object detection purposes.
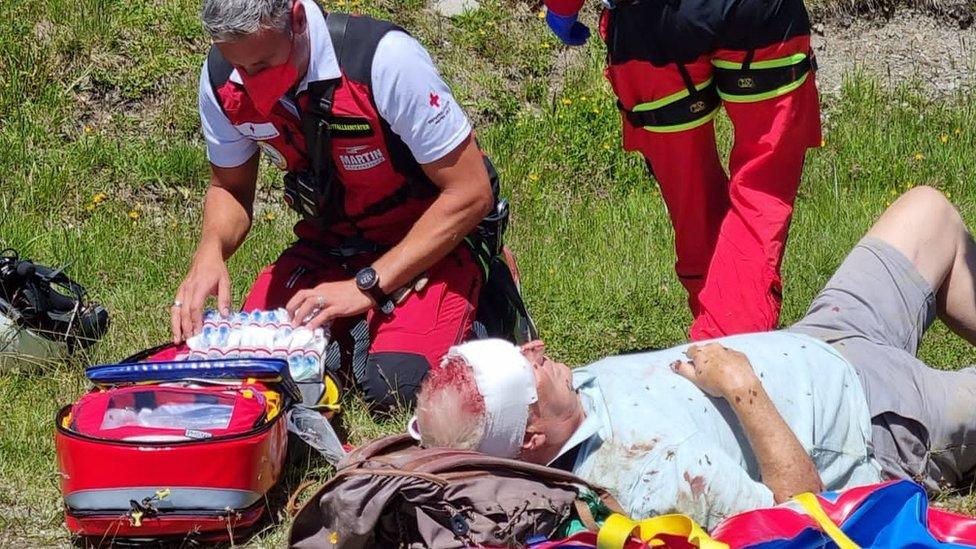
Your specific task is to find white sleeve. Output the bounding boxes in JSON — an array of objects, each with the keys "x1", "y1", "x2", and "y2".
[
  {"x1": 371, "y1": 31, "x2": 473, "y2": 165},
  {"x1": 198, "y1": 63, "x2": 259, "y2": 168}
]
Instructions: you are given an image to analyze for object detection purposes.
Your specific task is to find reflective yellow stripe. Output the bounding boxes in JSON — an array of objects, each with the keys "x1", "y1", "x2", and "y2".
[
  {"x1": 632, "y1": 78, "x2": 714, "y2": 112},
  {"x1": 711, "y1": 52, "x2": 808, "y2": 70},
  {"x1": 638, "y1": 106, "x2": 719, "y2": 133},
  {"x1": 718, "y1": 71, "x2": 809, "y2": 103},
  {"x1": 796, "y1": 492, "x2": 861, "y2": 549},
  {"x1": 596, "y1": 513, "x2": 729, "y2": 549}
]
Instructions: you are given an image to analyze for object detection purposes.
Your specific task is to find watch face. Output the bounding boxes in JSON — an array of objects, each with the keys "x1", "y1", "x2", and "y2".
[{"x1": 356, "y1": 268, "x2": 377, "y2": 290}]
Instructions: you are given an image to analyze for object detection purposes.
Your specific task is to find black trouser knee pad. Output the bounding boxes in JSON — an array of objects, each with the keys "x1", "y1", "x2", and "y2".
[{"x1": 361, "y1": 352, "x2": 430, "y2": 412}]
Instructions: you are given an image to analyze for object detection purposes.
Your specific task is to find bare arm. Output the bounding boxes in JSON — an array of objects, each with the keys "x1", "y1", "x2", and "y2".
[
  {"x1": 372, "y1": 133, "x2": 493, "y2": 292},
  {"x1": 171, "y1": 153, "x2": 260, "y2": 342},
  {"x1": 673, "y1": 344, "x2": 824, "y2": 503},
  {"x1": 286, "y1": 134, "x2": 493, "y2": 328}
]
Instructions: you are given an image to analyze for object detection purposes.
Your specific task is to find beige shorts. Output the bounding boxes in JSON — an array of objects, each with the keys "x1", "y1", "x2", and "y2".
[{"x1": 791, "y1": 237, "x2": 976, "y2": 493}]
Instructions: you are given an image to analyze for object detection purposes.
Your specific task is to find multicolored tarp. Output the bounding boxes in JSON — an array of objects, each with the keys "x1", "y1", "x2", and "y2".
[
  {"x1": 531, "y1": 480, "x2": 976, "y2": 548},
  {"x1": 712, "y1": 480, "x2": 976, "y2": 548}
]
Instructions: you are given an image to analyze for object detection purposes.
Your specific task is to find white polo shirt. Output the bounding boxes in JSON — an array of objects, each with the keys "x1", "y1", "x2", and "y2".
[{"x1": 198, "y1": 0, "x2": 472, "y2": 169}]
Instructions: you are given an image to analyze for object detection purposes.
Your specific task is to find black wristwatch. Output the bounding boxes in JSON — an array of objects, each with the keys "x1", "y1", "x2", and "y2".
[{"x1": 355, "y1": 267, "x2": 394, "y2": 314}]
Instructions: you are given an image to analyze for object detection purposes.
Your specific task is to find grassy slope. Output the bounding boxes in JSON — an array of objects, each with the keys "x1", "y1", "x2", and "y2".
[{"x1": 2, "y1": 0, "x2": 976, "y2": 545}]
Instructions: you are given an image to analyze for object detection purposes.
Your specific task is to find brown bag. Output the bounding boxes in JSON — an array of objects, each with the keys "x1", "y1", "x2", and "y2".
[{"x1": 289, "y1": 434, "x2": 622, "y2": 548}]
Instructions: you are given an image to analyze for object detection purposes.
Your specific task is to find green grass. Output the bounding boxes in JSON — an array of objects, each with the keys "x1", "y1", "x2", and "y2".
[{"x1": 2, "y1": 0, "x2": 976, "y2": 545}]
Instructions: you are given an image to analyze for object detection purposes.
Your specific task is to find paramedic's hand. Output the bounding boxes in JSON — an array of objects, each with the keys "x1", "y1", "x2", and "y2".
[
  {"x1": 671, "y1": 343, "x2": 761, "y2": 400},
  {"x1": 286, "y1": 279, "x2": 373, "y2": 331},
  {"x1": 545, "y1": 10, "x2": 590, "y2": 46},
  {"x1": 171, "y1": 251, "x2": 232, "y2": 344}
]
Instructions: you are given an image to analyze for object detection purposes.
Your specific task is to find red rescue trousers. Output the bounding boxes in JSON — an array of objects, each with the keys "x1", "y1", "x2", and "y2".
[
  {"x1": 603, "y1": 26, "x2": 822, "y2": 339},
  {"x1": 241, "y1": 241, "x2": 483, "y2": 410}
]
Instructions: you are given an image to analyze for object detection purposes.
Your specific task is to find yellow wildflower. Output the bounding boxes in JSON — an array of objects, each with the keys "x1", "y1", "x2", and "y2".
[
  {"x1": 528, "y1": 174, "x2": 540, "y2": 182},
  {"x1": 940, "y1": 134, "x2": 949, "y2": 144},
  {"x1": 820, "y1": 139, "x2": 826, "y2": 148},
  {"x1": 561, "y1": 98, "x2": 572, "y2": 106},
  {"x1": 264, "y1": 212, "x2": 276, "y2": 221},
  {"x1": 602, "y1": 143, "x2": 611, "y2": 150},
  {"x1": 955, "y1": 127, "x2": 962, "y2": 135},
  {"x1": 92, "y1": 192, "x2": 107, "y2": 204},
  {"x1": 541, "y1": 42, "x2": 550, "y2": 49},
  {"x1": 84, "y1": 126, "x2": 93, "y2": 134},
  {"x1": 914, "y1": 152, "x2": 925, "y2": 161},
  {"x1": 128, "y1": 210, "x2": 140, "y2": 220},
  {"x1": 85, "y1": 203, "x2": 95, "y2": 212},
  {"x1": 537, "y1": 9, "x2": 546, "y2": 19}
]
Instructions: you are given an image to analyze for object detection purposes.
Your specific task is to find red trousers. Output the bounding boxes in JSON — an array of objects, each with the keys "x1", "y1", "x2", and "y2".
[
  {"x1": 241, "y1": 242, "x2": 482, "y2": 410},
  {"x1": 604, "y1": 33, "x2": 822, "y2": 339}
]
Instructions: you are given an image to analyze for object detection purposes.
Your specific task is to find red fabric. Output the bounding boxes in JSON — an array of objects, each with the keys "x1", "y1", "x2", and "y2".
[
  {"x1": 70, "y1": 384, "x2": 267, "y2": 441},
  {"x1": 64, "y1": 504, "x2": 265, "y2": 540},
  {"x1": 930, "y1": 509, "x2": 976, "y2": 545},
  {"x1": 544, "y1": 0, "x2": 585, "y2": 16},
  {"x1": 602, "y1": 32, "x2": 821, "y2": 339},
  {"x1": 216, "y1": 76, "x2": 434, "y2": 247},
  {"x1": 241, "y1": 242, "x2": 482, "y2": 370},
  {"x1": 56, "y1": 408, "x2": 288, "y2": 507}
]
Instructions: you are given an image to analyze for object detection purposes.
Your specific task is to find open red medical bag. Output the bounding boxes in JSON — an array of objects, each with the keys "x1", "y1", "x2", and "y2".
[{"x1": 55, "y1": 357, "x2": 301, "y2": 542}]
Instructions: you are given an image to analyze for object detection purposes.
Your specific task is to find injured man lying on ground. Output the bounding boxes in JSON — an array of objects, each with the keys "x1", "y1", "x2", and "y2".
[{"x1": 412, "y1": 186, "x2": 976, "y2": 530}]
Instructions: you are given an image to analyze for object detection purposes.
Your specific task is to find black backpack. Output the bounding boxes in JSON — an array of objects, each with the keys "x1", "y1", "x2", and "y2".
[{"x1": 0, "y1": 248, "x2": 109, "y2": 353}]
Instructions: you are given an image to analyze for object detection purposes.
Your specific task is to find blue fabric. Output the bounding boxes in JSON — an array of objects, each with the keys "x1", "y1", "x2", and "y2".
[
  {"x1": 86, "y1": 358, "x2": 300, "y2": 400},
  {"x1": 545, "y1": 10, "x2": 590, "y2": 46},
  {"x1": 749, "y1": 482, "x2": 976, "y2": 548}
]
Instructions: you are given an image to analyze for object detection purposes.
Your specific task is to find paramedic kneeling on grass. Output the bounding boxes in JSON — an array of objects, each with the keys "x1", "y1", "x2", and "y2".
[
  {"x1": 172, "y1": 0, "x2": 494, "y2": 410},
  {"x1": 414, "y1": 186, "x2": 976, "y2": 529}
]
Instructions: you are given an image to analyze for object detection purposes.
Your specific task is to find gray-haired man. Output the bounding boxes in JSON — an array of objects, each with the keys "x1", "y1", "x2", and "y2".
[{"x1": 416, "y1": 186, "x2": 976, "y2": 528}]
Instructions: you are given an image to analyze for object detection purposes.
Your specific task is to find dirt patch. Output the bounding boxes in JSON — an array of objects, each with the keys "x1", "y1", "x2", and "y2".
[{"x1": 813, "y1": 8, "x2": 976, "y2": 95}]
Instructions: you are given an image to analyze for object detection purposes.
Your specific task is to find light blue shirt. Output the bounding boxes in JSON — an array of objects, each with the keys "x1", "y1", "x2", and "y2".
[{"x1": 555, "y1": 332, "x2": 882, "y2": 530}]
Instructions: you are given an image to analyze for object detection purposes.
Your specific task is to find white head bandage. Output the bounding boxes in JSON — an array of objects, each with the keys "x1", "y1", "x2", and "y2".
[{"x1": 409, "y1": 339, "x2": 538, "y2": 458}]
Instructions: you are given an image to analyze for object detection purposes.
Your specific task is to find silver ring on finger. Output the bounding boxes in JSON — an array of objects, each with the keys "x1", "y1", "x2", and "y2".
[
  {"x1": 172, "y1": 300, "x2": 183, "y2": 308},
  {"x1": 316, "y1": 295, "x2": 325, "y2": 307}
]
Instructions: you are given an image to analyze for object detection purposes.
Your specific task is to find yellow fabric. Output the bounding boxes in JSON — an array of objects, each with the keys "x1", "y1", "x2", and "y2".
[
  {"x1": 597, "y1": 513, "x2": 729, "y2": 549},
  {"x1": 711, "y1": 53, "x2": 808, "y2": 71},
  {"x1": 317, "y1": 373, "x2": 342, "y2": 412},
  {"x1": 263, "y1": 389, "x2": 283, "y2": 421},
  {"x1": 795, "y1": 492, "x2": 861, "y2": 549}
]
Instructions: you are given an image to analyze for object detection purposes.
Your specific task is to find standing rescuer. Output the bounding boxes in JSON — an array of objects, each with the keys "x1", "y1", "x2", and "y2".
[
  {"x1": 544, "y1": 0, "x2": 822, "y2": 339},
  {"x1": 173, "y1": 0, "x2": 497, "y2": 411}
]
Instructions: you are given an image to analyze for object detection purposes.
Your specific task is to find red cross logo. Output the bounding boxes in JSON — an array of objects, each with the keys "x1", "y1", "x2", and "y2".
[{"x1": 429, "y1": 92, "x2": 440, "y2": 108}]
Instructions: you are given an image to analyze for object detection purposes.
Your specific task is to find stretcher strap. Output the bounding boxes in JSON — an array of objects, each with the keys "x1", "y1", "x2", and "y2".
[
  {"x1": 795, "y1": 492, "x2": 861, "y2": 549},
  {"x1": 596, "y1": 513, "x2": 729, "y2": 549},
  {"x1": 712, "y1": 53, "x2": 815, "y2": 103}
]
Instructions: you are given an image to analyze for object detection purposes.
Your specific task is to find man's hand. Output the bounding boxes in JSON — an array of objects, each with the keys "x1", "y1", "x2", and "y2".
[
  {"x1": 674, "y1": 342, "x2": 824, "y2": 502},
  {"x1": 672, "y1": 343, "x2": 761, "y2": 399},
  {"x1": 171, "y1": 250, "x2": 232, "y2": 344},
  {"x1": 545, "y1": 10, "x2": 591, "y2": 46},
  {"x1": 286, "y1": 279, "x2": 374, "y2": 331}
]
